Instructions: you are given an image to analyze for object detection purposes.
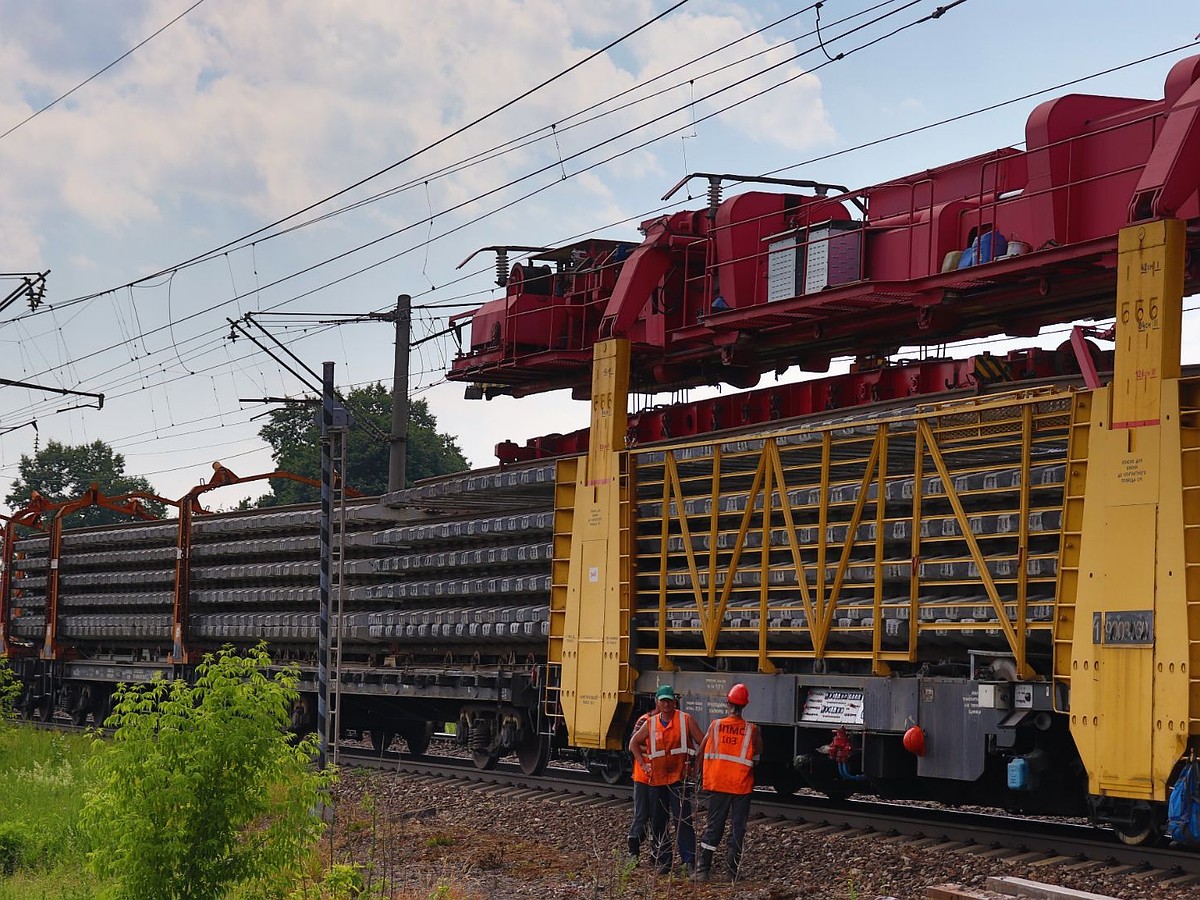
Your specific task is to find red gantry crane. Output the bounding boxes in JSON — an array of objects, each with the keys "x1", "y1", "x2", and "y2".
[{"x1": 449, "y1": 54, "x2": 1200, "y2": 459}]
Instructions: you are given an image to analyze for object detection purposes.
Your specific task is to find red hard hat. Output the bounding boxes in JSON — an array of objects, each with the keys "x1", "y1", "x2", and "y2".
[{"x1": 727, "y1": 683, "x2": 750, "y2": 706}]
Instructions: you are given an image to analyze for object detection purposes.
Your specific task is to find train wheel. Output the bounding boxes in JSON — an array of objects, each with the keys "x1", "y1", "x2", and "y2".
[
  {"x1": 95, "y1": 688, "x2": 115, "y2": 728},
  {"x1": 33, "y1": 694, "x2": 54, "y2": 722},
  {"x1": 469, "y1": 717, "x2": 497, "y2": 769},
  {"x1": 599, "y1": 753, "x2": 627, "y2": 785},
  {"x1": 472, "y1": 749, "x2": 499, "y2": 771},
  {"x1": 402, "y1": 722, "x2": 432, "y2": 756},
  {"x1": 369, "y1": 730, "x2": 395, "y2": 753},
  {"x1": 516, "y1": 733, "x2": 549, "y2": 776},
  {"x1": 70, "y1": 686, "x2": 93, "y2": 727},
  {"x1": 1115, "y1": 820, "x2": 1158, "y2": 846}
]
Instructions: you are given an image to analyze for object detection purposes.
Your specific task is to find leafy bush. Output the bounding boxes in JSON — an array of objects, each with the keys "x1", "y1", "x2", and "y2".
[
  {"x1": 286, "y1": 863, "x2": 365, "y2": 900},
  {"x1": 81, "y1": 644, "x2": 335, "y2": 900},
  {"x1": 0, "y1": 660, "x2": 20, "y2": 722},
  {"x1": 0, "y1": 821, "x2": 25, "y2": 875}
]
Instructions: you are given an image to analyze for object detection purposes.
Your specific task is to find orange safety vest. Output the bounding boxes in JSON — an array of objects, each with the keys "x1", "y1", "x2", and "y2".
[
  {"x1": 702, "y1": 716, "x2": 757, "y2": 795},
  {"x1": 632, "y1": 713, "x2": 652, "y2": 785},
  {"x1": 646, "y1": 709, "x2": 695, "y2": 786}
]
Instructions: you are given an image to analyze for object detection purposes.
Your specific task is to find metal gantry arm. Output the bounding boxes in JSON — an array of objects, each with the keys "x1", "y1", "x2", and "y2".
[
  {"x1": 0, "y1": 496, "x2": 56, "y2": 657},
  {"x1": 40, "y1": 486, "x2": 169, "y2": 661},
  {"x1": 0, "y1": 376, "x2": 103, "y2": 410},
  {"x1": 168, "y1": 462, "x2": 361, "y2": 665}
]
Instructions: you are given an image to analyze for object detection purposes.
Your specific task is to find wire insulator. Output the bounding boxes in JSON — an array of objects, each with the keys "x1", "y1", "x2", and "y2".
[
  {"x1": 707, "y1": 176, "x2": 723, "y2": 221},
  {"x1": 495, "y1": 249, "x2": 509, "y2": 288}
]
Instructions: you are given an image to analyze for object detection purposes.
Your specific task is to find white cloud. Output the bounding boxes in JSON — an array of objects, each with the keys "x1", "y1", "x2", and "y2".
[
  {"x1": 2, "y1": 1, "x2": 835, "y2": 246},
  {"x1": 0, "y1": 0, "x2": 842, "y2": 497}
]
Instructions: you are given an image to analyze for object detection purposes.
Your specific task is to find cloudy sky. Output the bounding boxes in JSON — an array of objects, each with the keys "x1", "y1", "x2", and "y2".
[{"x1": 0, "y1": 0, "x2": 1197, "y2": 507}]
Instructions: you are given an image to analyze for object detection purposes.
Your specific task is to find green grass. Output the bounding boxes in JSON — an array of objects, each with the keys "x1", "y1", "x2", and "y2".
[
  {"x1": 0, "y1": 724, "x2": 106, "y2": 898},
  {"x1": 0, "y1": 869, "x2": 101, "y2": 900}
]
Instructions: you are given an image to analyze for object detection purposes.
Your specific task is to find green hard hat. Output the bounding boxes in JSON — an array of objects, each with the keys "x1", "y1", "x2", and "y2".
[{"x1": 656, "y1": 685, "x2": 677, "y2": 701}]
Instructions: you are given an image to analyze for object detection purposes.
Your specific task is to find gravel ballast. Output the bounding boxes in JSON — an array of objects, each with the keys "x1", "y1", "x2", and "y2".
[{"x1": 322, "y1": 769, "x2": 1200, "y2": 900}]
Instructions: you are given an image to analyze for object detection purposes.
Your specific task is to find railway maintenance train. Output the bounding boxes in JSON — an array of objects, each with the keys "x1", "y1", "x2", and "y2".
[{"x1": 5, "y1": 53, "x2": 1200, "y2": 846}]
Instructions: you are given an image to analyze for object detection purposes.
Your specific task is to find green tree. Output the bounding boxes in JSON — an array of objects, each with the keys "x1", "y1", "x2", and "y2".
[
  {"x1": 5, "y1": 439, "x2": 166, "y2": 526},
  {"x1": 80, "y1": 645, "x2": 333, "y2": 900},
  {"x1": 257, "y1": 383, "x2": 468, "y2": 505}
]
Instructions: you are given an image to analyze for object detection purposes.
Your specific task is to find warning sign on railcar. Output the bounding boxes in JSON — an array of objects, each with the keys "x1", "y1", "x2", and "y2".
[{"x1": 800, "y1": 687, "x2": 865, "y2": 725}]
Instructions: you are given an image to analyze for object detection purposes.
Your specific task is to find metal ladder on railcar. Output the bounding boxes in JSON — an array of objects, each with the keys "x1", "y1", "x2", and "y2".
[
  {"x1": 1052, "y1": 391, "x2": 1092, "y2": 702},
  {"x1": 1179, "y1": 380, "x2": 1200, "y2": 734},
  {"x1": 543, "y1": 455, "x2": 576, "y2": 739}
]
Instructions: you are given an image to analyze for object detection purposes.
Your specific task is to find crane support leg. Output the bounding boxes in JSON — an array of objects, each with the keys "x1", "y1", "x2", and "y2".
[
  {"x1": 549, "y1": 339, "x2": 635, "y2": 749},
  {"x1": 1060, "y1": 219, "x2": 1195, "y2": 804}
]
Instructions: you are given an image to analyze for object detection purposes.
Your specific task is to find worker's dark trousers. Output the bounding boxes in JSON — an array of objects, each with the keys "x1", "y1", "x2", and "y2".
[
  {"x1": 699, "y1": 790, "x2": 752, "y2": 875},
  {"x1": 647, "y1": 781, "x2": 695, "y2": 871},
  {"x1": 627, "y1": 780, "x2": 652, "y2": 854}
]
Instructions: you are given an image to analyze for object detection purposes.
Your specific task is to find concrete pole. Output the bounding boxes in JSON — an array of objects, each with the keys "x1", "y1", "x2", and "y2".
[
  {"x1": 388, "y1": 294, "x2": 411, "y2": 493},
  {"x1": 318, "y1": 361, "x2": 334, "y2": 770}
]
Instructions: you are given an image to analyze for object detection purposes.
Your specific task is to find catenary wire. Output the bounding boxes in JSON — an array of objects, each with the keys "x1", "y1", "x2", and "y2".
[
  {"x1": 0, "y1": 0, "x2": 209, "y2": 143},
  {"x1": 33, "y1": 0, "x2": 696, "y2": 306},
  {"x1": 4, "y1": 0, "x2": 940, "y2": 390},
  {"x1": 4, "y1": 0, "x2": 913, "y2": 330},
  {"x1": 4, "y1": 22, "x2": 1194, "y2": 457}
]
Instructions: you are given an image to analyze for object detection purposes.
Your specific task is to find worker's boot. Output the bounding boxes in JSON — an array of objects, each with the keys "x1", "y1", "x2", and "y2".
[
  {"x1": 627, "y1": 836, "x2": 640, "y2": 860},
  {"x1": 691, "y1": 848, "x2": 713, "y2": 882},
  {"x1": 727, "y1": 847, "x2": 742, "y2": 882}
]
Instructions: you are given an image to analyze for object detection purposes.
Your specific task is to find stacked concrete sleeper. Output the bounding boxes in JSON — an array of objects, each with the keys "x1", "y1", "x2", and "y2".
[{"x1": 7, "y1": 464, "x2": 557, "y2": 661}]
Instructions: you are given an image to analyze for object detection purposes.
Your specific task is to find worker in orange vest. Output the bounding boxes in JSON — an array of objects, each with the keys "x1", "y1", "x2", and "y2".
[
  {"x1": 626, "y1": 708, "x2": 654, "y2": 859},
  {"x1": 629, "y1": 684, "x2": 704, "y2": 874},
  {"x1": 693, "y1": 683, "x2": 762, "y2": 882}
]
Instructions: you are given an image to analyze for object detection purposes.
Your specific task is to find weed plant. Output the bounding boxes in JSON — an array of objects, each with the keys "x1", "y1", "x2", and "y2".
[{"x1": 0, "y1": 725, "x2": 103, "y2": 895}]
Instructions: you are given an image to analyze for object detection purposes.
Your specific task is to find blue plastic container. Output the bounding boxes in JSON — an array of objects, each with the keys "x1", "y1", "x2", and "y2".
[
  {"x1": 977, "y1": 230, "x2": 1008, "y2": 263},
  {"x1": 1007, "y1": 756, "x2": 1030, "y2": 790},
  {"x1": 956, "y1": 231, "x2": 1009, "y2": 269}
]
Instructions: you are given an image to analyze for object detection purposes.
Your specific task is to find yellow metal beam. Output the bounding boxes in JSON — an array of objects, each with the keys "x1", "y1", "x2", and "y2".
[
  {"x1": 818, "y1": 437, "x2": 881, "y2": 653},
  {"x1": 664, "y1": 452, "x2": 702, "y2": 659},
  {"x1": 655, "y1": 458, "x2": 675, "y2": 672},
  {"x1": 872, "y1": 424, "x2": 890, "y2": 675},
  {"x1": 1016, "y1": 405, "x2": 1033, "y2": 677},
  {"x1": 757, "y1": 448, "x2": 778, "y2": 674},
  {"x1": 908, "y1": 423, "x2": 925, "y2": 661},
  {"x1": 1061, "y1": 219, "x2": 1191, "y2": 802},
  {"x1": 709, "y1": 449, "x2": 769, "y2": 653},
  {"x1": 767, "y1": 442, "x2": 816, "y2": 637},
  {"x1": 919, "y1": 420, "x2": 1029, "y2": 672}
]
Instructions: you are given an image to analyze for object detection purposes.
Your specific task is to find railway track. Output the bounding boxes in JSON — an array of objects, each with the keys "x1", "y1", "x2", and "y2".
[
  {"x1": 336, "y1": 745, "x2": 1200, "y2": 887},
  {"x1": 25, "y1": 714, "x2": 1200, "y2": 894}
]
